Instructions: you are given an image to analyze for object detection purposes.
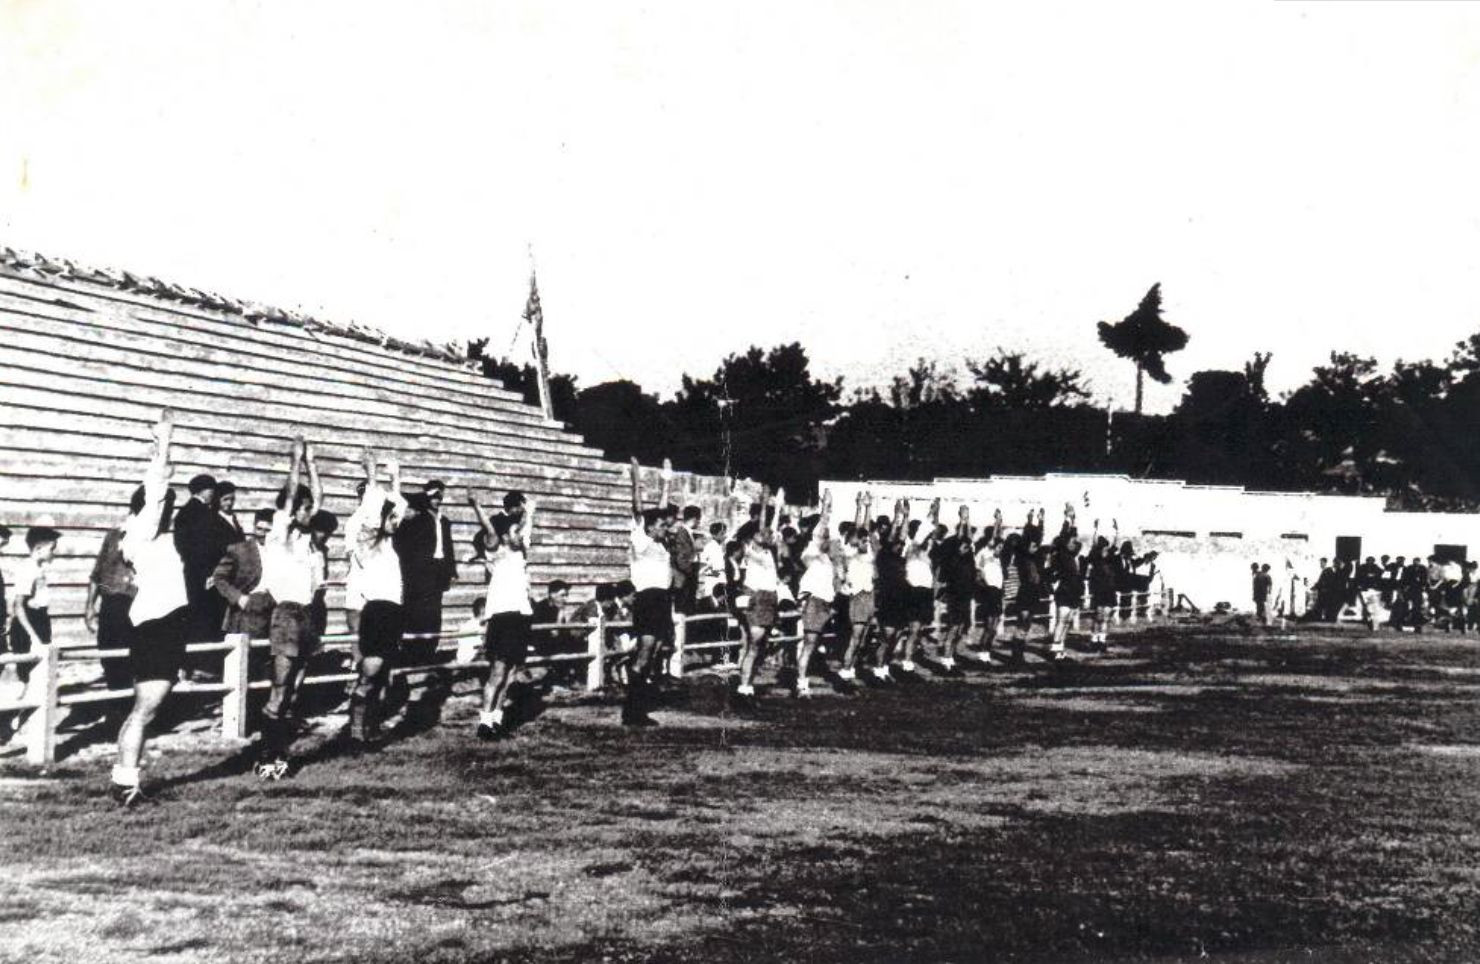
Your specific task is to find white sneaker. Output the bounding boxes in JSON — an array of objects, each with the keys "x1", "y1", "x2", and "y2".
[
  {"x1": 901, "y1": 660, "x2": 917, "y2": 673},
  {"x1": 837, "y1": 668, "x2": 856, "y2": 681}
]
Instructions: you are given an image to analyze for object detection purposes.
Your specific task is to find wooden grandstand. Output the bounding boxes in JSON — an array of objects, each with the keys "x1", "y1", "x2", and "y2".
[{"x1": 0, "y1": 248, "x2": 742, "y2": 652}]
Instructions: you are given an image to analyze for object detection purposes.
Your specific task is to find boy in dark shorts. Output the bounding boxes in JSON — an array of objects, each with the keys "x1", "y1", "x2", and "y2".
[
  {"x1": 793, "y1": 491, "x2": 838, "y2": 697},
  {"x1": 934, "y1": 506, "x2": 976, "y2": 676},
  {"x1": 346, "y1": 450, "x2": 407, "y2": 746},
  {"x1": 625, "y1": 458, "x2": 674, "y2": 726},
  {"x1": 870, "y1": 499, "x2": 911, "y2": 684},
  {"x1": 469, "y1": 492, "x2": 538, "y2": 740},
  {"x1": 112, "y1": 410, "x2": 192, "y2": 806},
  {"x1": 8, "y1": 525, "x2": 61, "y2": 686},
  {"x1": 897, "y1": 498, "x2": 943, "y2": 677}
]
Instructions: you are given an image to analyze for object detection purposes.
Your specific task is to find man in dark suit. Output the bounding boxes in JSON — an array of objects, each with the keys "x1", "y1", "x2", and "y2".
[
  {"x1": 173, "y1": 473, "x2": 228, "y2": 645},
  {"x1": 211, "y1": 508, "x2": 275, "y2": 641},
  {"x1": 666, "y1": 505, "x2": 701, "y2": 615},
  {"x1": 394, "y1": 479, "x2": 457, "y2": 666}
]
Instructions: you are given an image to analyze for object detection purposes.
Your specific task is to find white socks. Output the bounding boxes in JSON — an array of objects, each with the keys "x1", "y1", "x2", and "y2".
[
  {"x1": 901, "y1": 660, "x2": 917, "y2": 672},
  {"x1": 797, "y1": 680, "x2": 812, "y2": 694},
  {"x1": 111, "y1": 764, "x2": 140, "y2": 788},
  {"x1": 838, "y1": 668, "x2": 856, "y2": 680},
  {"x1": 479, "y1": 709, "x2": 504, "y2": 727},
  {"x1": 872, "y1": 666, "x2": 891, "y2": 680},
  {"x1": 737, "y1": 684, "x2": 755, "y2": 696},
  {"x1": 940, "y1": 658, "x2": 956, "y2": 669}
]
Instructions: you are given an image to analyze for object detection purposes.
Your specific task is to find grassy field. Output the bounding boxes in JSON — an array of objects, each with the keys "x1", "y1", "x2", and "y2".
[{"x1": 6, "y1": 622, "x2": 1480, "y2": 962}]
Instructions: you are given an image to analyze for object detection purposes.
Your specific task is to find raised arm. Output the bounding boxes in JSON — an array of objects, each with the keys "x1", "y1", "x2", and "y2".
[
  {"x1": 467, "y1": 489, "x2": 495, "y2": 541},
  {"x1": 285, "y1": 435, "x2": 304, "y2": 510},
  {"x1": 629, "y1": 457, "x2": 643, "y2": 521},
  {"x1": 127, "y1": 410, "x2": 175, "y2": 545},
  {"x1": 852, "y1": 490, "x2": 868, "y2": 533},
  {"x1": 659, "y1": 458, "x2": 673, "y2": 510},
  {"x1": 384, "y1": 458, "x2": 407, "y2": 529},
  {"x1": 520, "y1": 495, "x2": 537, "y2": 545},
  {"x1": 957, "y1": 505, "x2": 971, "y2": 540},
  {"x1": 304, "y1": 441, "x2": 323, "y2": 513}
]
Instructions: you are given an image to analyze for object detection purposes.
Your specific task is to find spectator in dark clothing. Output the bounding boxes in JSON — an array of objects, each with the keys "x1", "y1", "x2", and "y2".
[
  {"x1": 394, "y1": 480, "x2": 458, "y2": 665},
  {"x1": 1252, "y1": 563, "x2": 1272, "y2": 625},
  {"x1": 532, "y1": 579, "x2": 571, "y2": 625},
  {"x1": 173, "y1": 472, "x2": 225, "y2": 643}
]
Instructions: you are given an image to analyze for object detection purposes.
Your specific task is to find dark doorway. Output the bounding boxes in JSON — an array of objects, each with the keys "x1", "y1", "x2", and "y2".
[{"x1": 1335, "y1": 536, "x2": 1361, "y2": 562}]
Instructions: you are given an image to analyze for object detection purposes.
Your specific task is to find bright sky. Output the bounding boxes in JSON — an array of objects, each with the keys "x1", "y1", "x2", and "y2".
[{"x1": 3, "y1": 1, "x2": 1480, "y2": 414}]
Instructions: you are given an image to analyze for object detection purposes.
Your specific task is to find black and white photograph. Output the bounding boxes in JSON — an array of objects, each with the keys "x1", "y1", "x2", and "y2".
[{"x1": 5, "y1": 1, "x2": 1480, "y2": 960}]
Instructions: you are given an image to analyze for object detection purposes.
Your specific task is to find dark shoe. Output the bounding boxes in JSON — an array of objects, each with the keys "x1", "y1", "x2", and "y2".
[
  {"x1": 476, "y1": 722, "x2": 498, "y2": 742},
  {"x1": 830, "y1": 678, "x2": 858, "y2": 696},
  {"x1": 621, "y1": 712, "x2": 658, "y2": 727}
]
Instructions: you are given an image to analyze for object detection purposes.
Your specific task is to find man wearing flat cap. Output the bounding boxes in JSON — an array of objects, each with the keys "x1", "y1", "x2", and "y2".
[
  {"x1": 394, "y1": 478, "x2": 457, "y2": 667},
  {"x1": 173, "y1": 472, "x2": 228, "y2": 648}
]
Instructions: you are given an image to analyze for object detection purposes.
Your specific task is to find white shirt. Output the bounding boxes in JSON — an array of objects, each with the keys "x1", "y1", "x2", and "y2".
[
  {"x1": 484, "y1": 546, "x2": 532, "y2": 616},
  {"x1": 11, "y1": 558, "x2": 50, "y2": 609},
  {"x1": 121, "y1": 462, "x2": 188, "y2": 624},
  {"x1": 630, "y1": 523, "x2": 672, "y2": 592},
  {"x1": 743, "y1": 542, "x2": 779, "y2": 593},
  {"x1": 259, "y1": 511, "x2": 322, "y2": 606},
  {"x1": 699, "y1": 539, "x2": 726, "y2": 592},
  {"x1": 798, "y1": 538, "x2": 835, "y2": 599},
  {"x1": 905, "y1": 533, "x2": 934, "y2": 589},
  {"x1": 975, "y1": 546, "x2": 1004, "y2": 589},
  {"x1": 350, "y1": 486, "x2": 408, "y2": 605},
  {"x1": 842, "y1": 543, "x2": 875, "y2": 596},
  {"x1": 430, "y1": 509, "x2": 445, "y2": 560}
]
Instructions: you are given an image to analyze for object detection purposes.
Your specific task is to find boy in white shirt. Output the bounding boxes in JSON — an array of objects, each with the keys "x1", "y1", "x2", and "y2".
[
  {"x1": 112, "y1": 411, "x2": 192, "y2": 807},
  {"x1": 469, "y1": 490, "x2": 536, "y2": 740},
  {"x1": 346, "y1": 449, "x2": 407, "y2": 747},
  {"x1": 253, "y1": 436, "x2": 324, "y2": 778},
  {"x1": 793, "y1": 491, "x2": 837, "y2": 698},
  {"x1": 625, "y1": 458, "x2": 674, "y2": 726}
]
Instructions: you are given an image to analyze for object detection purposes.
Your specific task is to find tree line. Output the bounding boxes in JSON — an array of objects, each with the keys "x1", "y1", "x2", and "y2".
[{"x1": 464, "y1": 285, "x2": 1480, "y2": 509}]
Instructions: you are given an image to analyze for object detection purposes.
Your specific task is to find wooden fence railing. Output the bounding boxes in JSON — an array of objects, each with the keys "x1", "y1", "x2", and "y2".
[{"x1": 0, "y1": 588, "x2": 1172, "y2": 766}]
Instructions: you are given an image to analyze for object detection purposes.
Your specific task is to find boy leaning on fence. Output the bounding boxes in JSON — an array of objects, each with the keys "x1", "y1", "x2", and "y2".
[{"x1": 8, "y1": 524, "x2": 61, "y2": 686}]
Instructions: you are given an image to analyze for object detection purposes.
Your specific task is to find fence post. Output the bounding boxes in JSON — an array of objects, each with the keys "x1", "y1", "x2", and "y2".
[
  {"x1": 668, "y1": 611, "x2": 687, "y2": 679},
  {"x1": 221, "y1": 633, "x2": 251, "y2": 739},
  {"x1": 23, "y1": 645, "x2": 59, "y2": 767},
  {"x1": 585, "y1": 613, "x2": 605, "y2": 692},
  {"x1": 1113, "y1": 593, "x2": 1125, "y2": 626}
]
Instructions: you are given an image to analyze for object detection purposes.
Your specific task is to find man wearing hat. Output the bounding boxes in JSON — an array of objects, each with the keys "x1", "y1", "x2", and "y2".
[
  {"x1": 172, "y1": 472, "x2": 225, "y2": 648},
  {"x1": 394, "y1": 478, "x2": 457, "y2": 668}
]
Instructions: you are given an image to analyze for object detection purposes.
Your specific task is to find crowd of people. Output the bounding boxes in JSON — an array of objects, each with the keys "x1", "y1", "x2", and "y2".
[
  {"x1": 1, "y1": 410, "x2": 1166, "y2": 806},
  {"x1": 1260, "y1": 555, "x2": 1480, "y2": 631}
]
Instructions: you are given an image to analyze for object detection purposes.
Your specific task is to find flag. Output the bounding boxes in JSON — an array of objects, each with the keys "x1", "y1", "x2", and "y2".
[{"x1": 523, "y1": 271, "x2": 546, "y2": 366}]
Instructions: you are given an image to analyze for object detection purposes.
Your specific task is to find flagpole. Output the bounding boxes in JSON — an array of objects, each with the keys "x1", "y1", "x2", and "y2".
[{"x1": 525, "y1": 256, "x2": 555, "y2": 421}]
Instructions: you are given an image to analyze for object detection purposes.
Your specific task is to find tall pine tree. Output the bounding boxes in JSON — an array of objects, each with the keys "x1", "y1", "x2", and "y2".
[{"x1": 1097, "y1": 283, "x2": 1189, "y2": 414}]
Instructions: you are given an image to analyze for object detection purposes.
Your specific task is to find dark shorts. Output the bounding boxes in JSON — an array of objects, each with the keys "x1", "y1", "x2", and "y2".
[
  {"x1": 269, "y1": 602, "x2": 317, "y2": 660},
  {"x1": 905, "y1": 586, "x2": 934, "y2": 625},
  {"x1": 7, "y1": 605, "x2": 51, "y2": 653},
  {"x1": 633, "y1": 587, "x2": 673, "y2": 641},
  {"x1": 129, "y1": 606, "x2": 190, "y2": 682},
  {"x1": 848, "y1": 590, "x2": 875, "y2": 625},
  {"x1": 876, "y1": 587, "x2": 909, "y2": 629},
  {"x1": 1054, "y1": 586, "x2": 1084, "y2": 608},
  {"x1": 942, "y1": 593, "x2": 971, "y2": 627},
  {"x1": 358, "y1": 599, "x2": 404, "y2": 661},
  {"x1": 485, "y1": 612, "x2": 533, "y2": 665},
  {"x1": 975, "y1": 586, "x2": 1003, "y2": 621},
  {"x1": 1014, "y1": 586, "x2": 1043, "y2": 613},
  {"x1": 1090, "y1": 586, "x2": 1118, "y2": 609},
  {"x1": 748, "y1": 590, "x2": 779, "y2": 631},
  {"x1": 800, "y1": 594, "x2": 832, "y2": 634}
]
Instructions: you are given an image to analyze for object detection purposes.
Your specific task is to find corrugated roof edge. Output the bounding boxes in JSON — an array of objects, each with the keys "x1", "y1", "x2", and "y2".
[{"x1": 0, "y1": 245, "x2": 479, "y2": 371}]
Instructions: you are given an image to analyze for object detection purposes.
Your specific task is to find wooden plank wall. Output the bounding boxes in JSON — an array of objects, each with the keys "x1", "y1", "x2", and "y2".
[{"x1": 0, "y1": 258, "x2": 755, "y2": 650}]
